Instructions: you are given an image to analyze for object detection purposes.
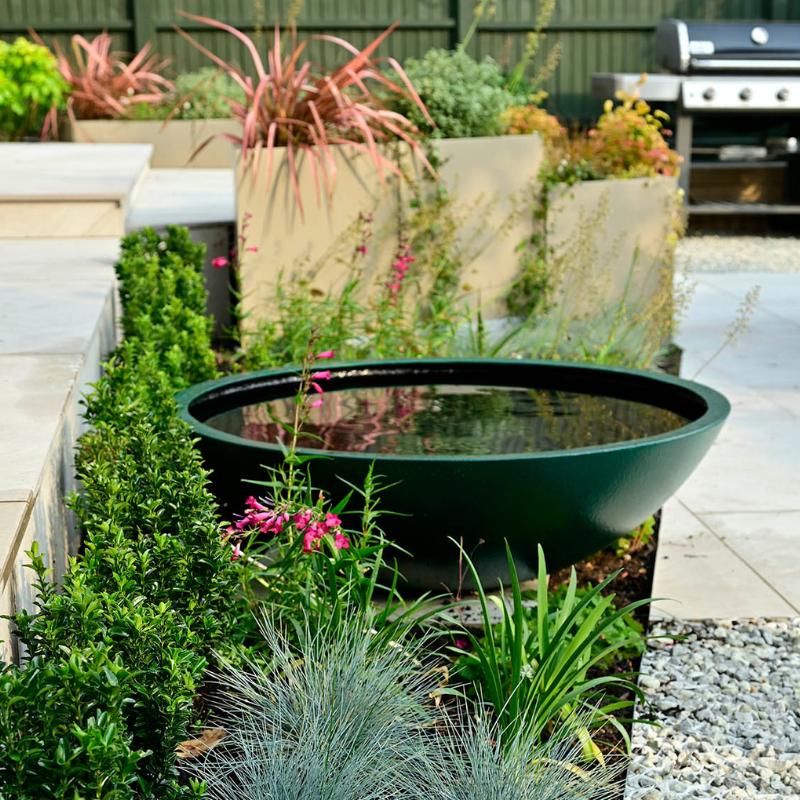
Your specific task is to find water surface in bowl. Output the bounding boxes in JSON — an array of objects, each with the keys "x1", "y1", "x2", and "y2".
[{"x1": 206, "y1": 384, "x2": 690, "y2": 456}]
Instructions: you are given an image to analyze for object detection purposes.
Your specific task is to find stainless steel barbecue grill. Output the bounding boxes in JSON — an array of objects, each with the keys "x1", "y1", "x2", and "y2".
[{"x1": 592, "y1": 20, "x2": 800, "y2": 215}]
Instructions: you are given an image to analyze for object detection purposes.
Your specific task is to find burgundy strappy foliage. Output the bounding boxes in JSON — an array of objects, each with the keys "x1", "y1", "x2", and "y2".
[
  {"x1": 53, "y1": 32, "x2": 173, "y2": 122},
  {"x1": 175, "y1": 13, "x2": 435, "y2": 215}
]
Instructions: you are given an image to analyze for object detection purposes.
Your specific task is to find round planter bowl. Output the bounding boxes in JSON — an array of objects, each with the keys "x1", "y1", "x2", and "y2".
[{"x1": 177, "y1": 359, "x2": 730, "y2": 589}]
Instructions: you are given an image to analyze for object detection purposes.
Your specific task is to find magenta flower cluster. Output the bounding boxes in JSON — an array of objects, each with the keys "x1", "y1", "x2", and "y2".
[
  {"x1": 386, "y1": 242, "x2": 415, "y2": 303},
  {"x1": 294, "y1": 509, "x2": 350, "y2": 554},
  {"x1": 223, "y1": 490, "x2": 349, "y2": 560}
]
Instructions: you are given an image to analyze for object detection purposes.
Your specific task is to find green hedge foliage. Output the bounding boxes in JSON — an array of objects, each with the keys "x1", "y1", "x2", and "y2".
[{"x1": 0, "y1": 226, "x2": 235, "y2": 800}]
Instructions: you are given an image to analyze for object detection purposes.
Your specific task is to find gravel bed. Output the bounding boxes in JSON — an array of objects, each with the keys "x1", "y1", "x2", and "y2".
[
  {"x1": 625, "y1": 618, "x2": 800, "y2": 799},
  {"x1": 676, "y1": 235, "x2": 800, "y2": 273}
]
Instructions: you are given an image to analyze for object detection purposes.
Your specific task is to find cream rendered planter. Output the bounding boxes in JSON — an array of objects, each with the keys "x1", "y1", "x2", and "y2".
[
  {"x1": 65, "y1": 119, "x2": 240, "y2": 168},
  {"x1": 235, "y1": 134, "x2": 547, "y2": 326},
  {"x1": 546, "y1": 176, "x2": 680, "y2": 318}
]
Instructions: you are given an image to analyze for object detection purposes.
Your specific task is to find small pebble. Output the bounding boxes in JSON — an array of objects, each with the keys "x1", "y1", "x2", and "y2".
[{"x1": 624, "y1": 618, "x2": 800, "y2": 799}]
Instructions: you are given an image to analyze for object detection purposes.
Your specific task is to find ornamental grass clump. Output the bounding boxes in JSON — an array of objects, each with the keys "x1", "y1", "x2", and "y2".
[
  {"x1": 52, "y1": 31, "x2": 173, "y2": 122},
  {"x1": 186, "y1": 615, "x2": 624, "y2": 800},
  {"x1": 176, "y1": 14, "x2": 433, "y2": 214},
  {"x1": 184, "y1": 614, "x2": 441, "y2": 800}
]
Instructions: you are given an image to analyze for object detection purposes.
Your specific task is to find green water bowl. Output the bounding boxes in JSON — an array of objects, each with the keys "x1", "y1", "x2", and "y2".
[{"x1": 177, "y1": 359, "x2": 730, "y2": 589}]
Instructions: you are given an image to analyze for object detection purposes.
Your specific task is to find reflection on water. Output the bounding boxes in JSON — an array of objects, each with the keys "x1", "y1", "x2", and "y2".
[{"x1": 208, "y1": 384, "x2": 689, "y2": 456}]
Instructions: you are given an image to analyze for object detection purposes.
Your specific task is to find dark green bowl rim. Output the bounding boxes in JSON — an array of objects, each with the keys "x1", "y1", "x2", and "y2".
[{"x1": 175, "y1": 358, "x2": 731, "y2": 464}]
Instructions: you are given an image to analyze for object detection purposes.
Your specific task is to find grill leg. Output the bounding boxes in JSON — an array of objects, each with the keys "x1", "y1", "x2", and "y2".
[{"x1": 675, "y1": 113, "x2": 693, "y2": 205}]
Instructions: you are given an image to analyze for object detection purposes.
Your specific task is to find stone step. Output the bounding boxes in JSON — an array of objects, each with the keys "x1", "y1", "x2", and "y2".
[{"x1": 0, "y1": 143, "x2": 152, "y2": 238}]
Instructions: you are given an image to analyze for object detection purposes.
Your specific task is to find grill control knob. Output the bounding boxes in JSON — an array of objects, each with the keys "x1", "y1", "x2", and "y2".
[
  {"x1": 703, "y1": 87, "x2": 715, "y2": 101},
  {"x1": 777, "y1": 88, "x2": 790, "y2": 101},
  {"x1": 740, "y1": 87, "x2": 752, "y2": 101}
]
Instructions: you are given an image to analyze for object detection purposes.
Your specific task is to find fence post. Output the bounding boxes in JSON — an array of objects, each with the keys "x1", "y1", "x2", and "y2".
[
  {"x1": 131, "y1": 0, "x2": 156, "y2": 52},
  {"x1": 452, "y1": 0, "x2": 475, "y2": 50}
]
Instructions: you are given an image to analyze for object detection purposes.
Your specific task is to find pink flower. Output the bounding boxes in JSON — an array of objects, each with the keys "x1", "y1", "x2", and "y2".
[
  {"x1": 400, "y1": 256, "x2": 416, "y2": 264},
  {"x1": 387, "y1": 282, "x2": 400, "y2": 292},
  {"x1": 311, "y1": 370, "x2": 330, "y2": 380},
  {"x1": 334, "y1": 532, "x2": 350, "y2": 550},
  {"x1": 311, "y1": 382, "x2": 324, "y2": 394},
  {"x1": 454, "y1": 636, "x2": 469, "y2": 650},
  {"x1": 294, "y1": 511, "x2": 313, "y2": 530},
  {"x1": 392, "y1": 261, "x2": 405, "y2": 269},
  {"x1": 303, "y1": 524, "x2": 325, "y2": 554},
  {"x1": 324, "y1": 512, "x2": 342, "y2": 529},
  {"x1": 222, "y1": 526, "x2": 234, "y2": 538},
  {"x1": 246, "y1": 246, "x2": 259, "y2": 252},
  {"x1": 245, "y1": 496, "x2": 268, "y2": 511},
  {"x1": 310, "y1": 398, "x2": 323, "y2": 408},
  {"x1": 231, "y1": 542, "x2": 243, "y2": 561},
  {"x1": 356, "y1": 246, "x2": 367, "y2": 254},
  {"x1": 316, "y1": 350, "x2": 335, "y2": 359},
  {"x1": 211, "y1": 256, "x2": 229, "y2": 269}
]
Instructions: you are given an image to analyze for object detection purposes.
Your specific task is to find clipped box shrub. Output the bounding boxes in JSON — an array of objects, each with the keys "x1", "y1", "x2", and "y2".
[{"x1": 1, "y1": 225, "x2": 237, "y2": 799}]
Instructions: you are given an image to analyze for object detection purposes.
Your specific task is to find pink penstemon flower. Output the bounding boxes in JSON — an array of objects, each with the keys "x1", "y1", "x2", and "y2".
[
  {"x1": 316, "y1": 350, "x2": 334, "y2": 360},
  {"x1": 211, "y1": 256, "x2": 229, "y2": 269},
  {"x1": 311, "y1": 370, "x2": 331, "y2": 380}
]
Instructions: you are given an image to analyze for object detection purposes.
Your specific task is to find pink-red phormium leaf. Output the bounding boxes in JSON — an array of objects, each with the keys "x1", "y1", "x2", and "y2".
[{"x1": 174, "y1": 14, "x2": 436, "y2": 216}]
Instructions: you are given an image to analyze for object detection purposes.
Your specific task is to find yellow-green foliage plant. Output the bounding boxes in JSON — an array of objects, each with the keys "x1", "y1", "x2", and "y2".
[{"x1": 0, "y1": 37, "x2": 67, "y2": 140}]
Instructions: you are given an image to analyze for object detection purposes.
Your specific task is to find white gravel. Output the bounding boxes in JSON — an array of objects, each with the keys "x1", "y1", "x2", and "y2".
[
  {"x1": 625, "y1": 618, "x2": 800, "y2": 800},
  {"x1": 676, "y1": 235, "x2": 800, "y2": 273}
]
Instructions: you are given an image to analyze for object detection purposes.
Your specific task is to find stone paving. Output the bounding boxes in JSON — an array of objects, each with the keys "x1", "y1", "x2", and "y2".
[{"x1": 626, "y1": 238, "x2": 800, "y2": 799}]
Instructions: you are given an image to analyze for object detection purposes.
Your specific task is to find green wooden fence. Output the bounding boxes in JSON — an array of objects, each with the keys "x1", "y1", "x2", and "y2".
[{"x1": 3, "y1": 0, "x2": 799, "y2": 120}]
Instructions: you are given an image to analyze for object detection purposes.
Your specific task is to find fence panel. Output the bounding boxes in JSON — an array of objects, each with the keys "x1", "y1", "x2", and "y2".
[{"x1": 1, "y1": 0, "x2": 797, "y2": 121}]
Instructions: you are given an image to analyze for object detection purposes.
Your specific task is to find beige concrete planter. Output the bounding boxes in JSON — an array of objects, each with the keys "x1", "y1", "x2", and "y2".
[
  {"x1": 234, "y1": 135, "x2": 679, "y2": 328},
  {"x1": 235, "y1": 134, "x2": 547, "y2": 326},
  {"x1": 64, "y1": 119, "x2": 240, "y2": 168},
  {"x1": 546, "y1": 176, "x2": 680, "y2": 319}
]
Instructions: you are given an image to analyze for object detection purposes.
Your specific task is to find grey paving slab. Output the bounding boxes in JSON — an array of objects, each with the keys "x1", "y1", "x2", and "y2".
[
  {"x1": 0, "y1": 239, "x2": 118, "y2": 355},
  {"x1": 127, "y1": 168, "x2": 235, "y2": 229},
  {"x1": 652, "y1": 270, "x2": 800, "y2": 618},
  {"x1": 0, "y1": 143, "x2": 152, "y2": 201},
  {"x1": 675, "y1": 406, "x2": 800, "y2": 514},
  {"x1": 0, "y1": 284, "x2": 114, "y2": 355},
  {"x1": 0, "y1": 354, "x2": 82, "y2": 502},
  {"x1": 651, "y1": 499, "x2": 796, "y2": 621},
  {"x1": 699, "y1": 511, "x2": 800, "y2": 613},
  {"x1": 0, "y1": 238, "x2": 120, "y2": 280}
]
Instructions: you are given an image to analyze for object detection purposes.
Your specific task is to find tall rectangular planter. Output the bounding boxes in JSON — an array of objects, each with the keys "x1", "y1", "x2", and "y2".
[
  {"x1": 546, "y1": 176, "x2": 680, "y2": 319},
  {"x1": 235, "y1": 134, "x2": 547, "y2": 327},
  {"x1": 64, "y1": 119, "x2": 240, "y2": 168}
]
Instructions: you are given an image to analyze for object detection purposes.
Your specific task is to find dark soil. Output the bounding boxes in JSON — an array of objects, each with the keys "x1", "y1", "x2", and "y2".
[{"x1": 549, "y1": 509, "x2": 660, "y2": 627}]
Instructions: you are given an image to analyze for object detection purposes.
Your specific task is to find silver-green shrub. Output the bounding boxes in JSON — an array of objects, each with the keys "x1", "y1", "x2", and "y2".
[
  {"x1": 389, "y1": 49, "x2": 512, "y2": 139},
  {"x1": 172, "y1": 67, "x2": 246, "y2": 120}
]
